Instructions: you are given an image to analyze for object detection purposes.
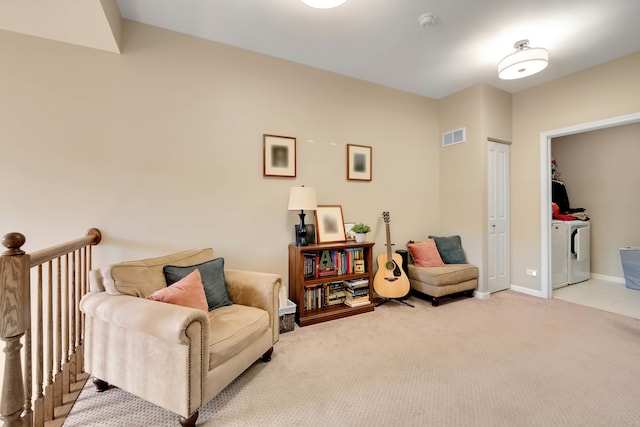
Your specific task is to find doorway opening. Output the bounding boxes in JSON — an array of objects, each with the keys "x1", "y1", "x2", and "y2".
[{"x1": 539, "y1": 112, "x2": 640, "y2": 300}]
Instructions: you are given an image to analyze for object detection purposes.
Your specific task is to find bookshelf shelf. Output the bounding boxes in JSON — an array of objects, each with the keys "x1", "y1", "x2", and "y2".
[{"x1": 288, "y1": 241, "x2": 375, "y2": 327}]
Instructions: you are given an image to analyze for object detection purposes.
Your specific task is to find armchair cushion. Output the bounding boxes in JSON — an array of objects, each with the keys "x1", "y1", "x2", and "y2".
[
  {"x1": 428, "y1": 235, "x2": 467, "y2": 264},
  {"x1": 207, "y1": 304, "x2": 269, "y2": 370},
  {"x1": 163, "y1": 257, "x2": 233, "y2": 311},
  {"x1": 147, "y1": 270, "x2": 208, "y2": 312},
  {"x1": 407, "y1": 239, "x2": 445, "y2": 267},
  {"x1": 101, "y1": 248, "x2": 215, "y2": 297}
]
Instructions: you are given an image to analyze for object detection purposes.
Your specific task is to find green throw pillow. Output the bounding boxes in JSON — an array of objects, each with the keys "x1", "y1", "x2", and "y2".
[
  {"x1": 428, "y1": 235, "x2": 466, "y2": 264},
  {"x1": 163, "y1": 257, "x2": 233, "y2": 311}
]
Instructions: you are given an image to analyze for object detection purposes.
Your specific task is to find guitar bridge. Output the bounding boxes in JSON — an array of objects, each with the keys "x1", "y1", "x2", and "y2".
[{"x1": 384, "y1": 277, "x2": 398, "y2": 282}]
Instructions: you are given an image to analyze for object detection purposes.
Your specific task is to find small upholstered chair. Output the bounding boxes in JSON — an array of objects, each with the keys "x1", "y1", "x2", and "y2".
[{"x1": 401, "y1": 236, "x2": 478, "y2": 306}]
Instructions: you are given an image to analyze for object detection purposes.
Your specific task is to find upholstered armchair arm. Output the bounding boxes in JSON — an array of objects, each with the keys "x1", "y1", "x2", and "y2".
[
  {"x1": 224, "y1": 269, "x2": 281, "y2": 342},
  {"x1": 80, "y1": 292, "x2": 209, "y2": 418},
  {"x1": 80, "y1": 292, "x2": 209, "y2": 345}
]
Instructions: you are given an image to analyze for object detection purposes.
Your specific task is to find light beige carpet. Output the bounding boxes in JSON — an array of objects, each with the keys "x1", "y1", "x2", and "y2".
[{"x1": 64, "y1": 291, "x2": 640, "y2": 426}]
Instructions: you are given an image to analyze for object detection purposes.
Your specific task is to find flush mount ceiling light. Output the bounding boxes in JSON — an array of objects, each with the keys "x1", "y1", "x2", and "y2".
[
  {"x1": 299, "y1": 0, "x2": 348, "y2": 9},
  {"x1": 498, "y1": 39, "x2": 548, "y2": 80}
]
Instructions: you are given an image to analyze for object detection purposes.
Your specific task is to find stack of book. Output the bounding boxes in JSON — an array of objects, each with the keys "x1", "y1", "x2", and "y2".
[
  {"x1": 343, "y1": 278, "x2": 370, "y2": 307},
  {"x1": 325, "y1": 281, "x2": 346, "y2": 306},
  {"x1": 303, "y1": 281, "x2": 347, "y2": 310},
  {"x1": 304, "y1": 284, "x2": 322, "y2": 310}
]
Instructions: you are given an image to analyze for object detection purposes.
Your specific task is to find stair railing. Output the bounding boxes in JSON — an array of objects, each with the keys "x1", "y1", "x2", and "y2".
[{"x1": 0, "y1": 228, "x2": 101, "y2": 427}]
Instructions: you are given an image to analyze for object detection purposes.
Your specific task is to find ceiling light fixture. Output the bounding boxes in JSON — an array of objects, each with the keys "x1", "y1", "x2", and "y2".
[
  {"x1": 299, "y1": 0, "x2": 348, "y2": 9},
  {"x1": 498, "y1": 39, "x2": 548, "y2": 80}
]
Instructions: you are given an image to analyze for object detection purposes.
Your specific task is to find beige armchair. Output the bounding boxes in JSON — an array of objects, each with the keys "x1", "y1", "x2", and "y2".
[
  {"x1": 80, "y1": 248, "x2": 281, "y2": 426},
  {"x1": 399, "y1": 236, "x2": 478, "y2": 306}
]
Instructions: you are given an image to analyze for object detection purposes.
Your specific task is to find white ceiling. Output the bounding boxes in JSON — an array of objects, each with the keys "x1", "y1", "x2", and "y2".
[{"x1": 3, "y1": 0, "x2": 640, "y2": 99}]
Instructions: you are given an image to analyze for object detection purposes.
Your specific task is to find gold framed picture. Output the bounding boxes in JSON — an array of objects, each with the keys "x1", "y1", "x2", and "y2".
[{"x1": 314, "y1": 205, "x2": 347, "y2": 243}]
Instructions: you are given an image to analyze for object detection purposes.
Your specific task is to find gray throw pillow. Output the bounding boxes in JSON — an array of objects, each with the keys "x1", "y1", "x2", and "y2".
[
  {"x1": 163, "y1": 257, "x2": 233, "y2": 311},
  {"x1": 428, "y1": 235, "x2": 466, "y2": 264}
]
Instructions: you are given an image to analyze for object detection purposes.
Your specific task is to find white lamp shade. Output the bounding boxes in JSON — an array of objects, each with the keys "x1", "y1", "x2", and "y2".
[
  {"x1": 299, "y1": 0, "x2": 348, "y2": 9},
  {"x1": 288, "y1": 186, "x2": 317, "y2": 211},
  {"x1": 498, "y1": 47, "x2": 548, "y2": 80}
]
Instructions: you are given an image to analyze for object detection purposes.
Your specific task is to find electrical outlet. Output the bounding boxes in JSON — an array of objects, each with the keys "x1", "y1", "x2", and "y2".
[{"x1": 526, "y1": 269, "x2": 537, "y2": 277}]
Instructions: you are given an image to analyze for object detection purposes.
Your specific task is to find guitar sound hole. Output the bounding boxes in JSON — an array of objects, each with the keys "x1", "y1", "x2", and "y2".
[{"x1": 386, "y1": 260, "x2": 402, "y2": 277}]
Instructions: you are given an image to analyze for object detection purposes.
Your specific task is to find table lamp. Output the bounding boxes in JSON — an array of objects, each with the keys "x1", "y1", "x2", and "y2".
[{"x1": 288, "y1": 185, "x2": 317, "y2": 246}]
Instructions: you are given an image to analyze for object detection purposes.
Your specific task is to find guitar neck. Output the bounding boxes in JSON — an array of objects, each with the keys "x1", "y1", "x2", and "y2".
[{"x1": 385, "y1": 222, "x2": 392, "y2": 261}]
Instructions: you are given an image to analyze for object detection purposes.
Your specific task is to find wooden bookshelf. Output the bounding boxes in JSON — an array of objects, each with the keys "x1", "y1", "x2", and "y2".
[{"x1": 288, "y1": 241, "x2": 375, "y2": 327}]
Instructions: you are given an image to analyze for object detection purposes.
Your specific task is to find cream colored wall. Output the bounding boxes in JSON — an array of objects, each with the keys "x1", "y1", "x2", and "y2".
[
  {"x1": 437, "y1": 86, "x2": 484, "y2": 274},
  {"x1": 437, "y1": 84, "x2": 512, "y2": 293},
  {"x1": 512, "y1": 52, "x2": 640, "y2": 292},
  {"x1": 0, "y1": 20, "x2": 439, "y2": 305},
  {"x1": 552, "y1": 123, "x2": 640, "y2": 279},
  {"x1": 480, "y1": 85, "x2": 513, "y2": 143}
]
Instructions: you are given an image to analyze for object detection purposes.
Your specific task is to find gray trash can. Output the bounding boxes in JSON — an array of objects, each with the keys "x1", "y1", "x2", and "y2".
[{"x1": 619, "y1": 247, "x2": 640, "y2": 290}]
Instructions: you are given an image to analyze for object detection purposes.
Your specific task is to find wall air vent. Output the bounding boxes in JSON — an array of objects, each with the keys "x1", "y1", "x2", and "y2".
[{"x1": 442, "y1": 127, "x2": 466, "y2": 147}]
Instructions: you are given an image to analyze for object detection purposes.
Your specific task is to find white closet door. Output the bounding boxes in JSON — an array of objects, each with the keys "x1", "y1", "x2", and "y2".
[{"x1": 488, "y1": 141, "x2": 510, "y2": 293}]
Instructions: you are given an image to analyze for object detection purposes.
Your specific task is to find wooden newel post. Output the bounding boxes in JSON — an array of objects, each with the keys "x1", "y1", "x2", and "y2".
[{"x1": 1, "y1": 233, "x2": 29, "y2": 427}]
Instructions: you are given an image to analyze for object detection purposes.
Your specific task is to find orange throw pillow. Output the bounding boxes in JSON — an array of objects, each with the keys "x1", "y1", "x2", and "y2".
[
  {"x1": 407, "y1": 239, "x2": 445, "y2": 267},
  {"x1": 147, "y1": 269, "x2": 208, "y2": 312}
]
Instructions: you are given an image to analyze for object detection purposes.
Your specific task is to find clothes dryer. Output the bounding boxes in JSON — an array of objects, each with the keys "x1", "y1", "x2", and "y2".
[
  {"x1": 551, "y1": 219, "x2": 590, "y2": 288},
  {"x1": 568, "y1": 220, "x2": 590, "y2": 284}
]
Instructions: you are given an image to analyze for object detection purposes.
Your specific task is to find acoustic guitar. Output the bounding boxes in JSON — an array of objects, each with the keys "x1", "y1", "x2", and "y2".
[{"x1": 373, "y1": 211, "x2": 410, "y2": 299}]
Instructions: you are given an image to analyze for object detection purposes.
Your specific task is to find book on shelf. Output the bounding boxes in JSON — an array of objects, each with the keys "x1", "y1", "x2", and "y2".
[
  {"x1": 304, "y1": 284, "x2": 319, "y2": 310},
  {"x1": 326, "y1": 281, "x2": 346, "y2": 291},
  {"x1": 344, "y1": 298, "x2": 370, "y2": 308},
  {"x1": 344, "y1": 289, "x2": 369, "y2": 302},
  {"x1": 303, "y1": 285, "x2": 369, "y2": 310},
  {"x1": 343, "y1": 278, "x2": 370, "y2": 302},
  {"x1": 344, "y1": 287, "x2": 370, "y2": 298},
  {"x1": 304, "y1": 281, "x2": 350, "y2": 310},
  {"x1": 303, "y1": 253, "x2": 316, "y2": 279},
  {"x1": 318, "y1": 267, "x2": 338, "y2": 277},
  {"x1": 344, "y1": 278, "x2": 369, "y2": 289},
  {"x1": 325, "y1": 281, "x2": 346, "y2": 306},
  {"x1": 326, "y1": 292, "x2": 346, "y2": 306},
  {"x1": 301, "y1": 247, "x2": 366, "y2": 279},
  {"x1": 347, "y1": 288, "x2": 369, "y2": 299}
]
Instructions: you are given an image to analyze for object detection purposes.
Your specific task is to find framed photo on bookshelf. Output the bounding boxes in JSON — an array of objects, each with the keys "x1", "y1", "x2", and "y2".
[
  {"x1": 314, "y1": 205, "x2": 347, "y2": 243},
  {"x1": 344, "y1": 222, "x2": 356, "y2": 240},
  {"x1": 347, "y1": 144, "x2": 372, "y2": 181},
  {"x1": 263, "y1": 134, "x2": 296, "y2": 177}
]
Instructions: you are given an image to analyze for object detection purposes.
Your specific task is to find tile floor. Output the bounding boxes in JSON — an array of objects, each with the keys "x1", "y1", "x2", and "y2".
[{"x1": 553, "y1": 278, "x2": 640, "y2": 319}]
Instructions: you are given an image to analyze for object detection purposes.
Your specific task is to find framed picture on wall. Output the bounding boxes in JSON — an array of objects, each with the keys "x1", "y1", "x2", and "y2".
[
  {"x1": 264, "y1": 134, "x2": 296, "y2": 177},
  {"x1": 314, "y1": 205, "x2": 347, "y2": 243},
  {"x1": 347, "y1": 144, "x2": 372, "y2": 181}
]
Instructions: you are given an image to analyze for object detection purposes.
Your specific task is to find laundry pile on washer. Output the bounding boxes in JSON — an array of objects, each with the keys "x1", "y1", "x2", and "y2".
[{"x1": 551, "y1": 179, "x2": 589, "y2": 221}]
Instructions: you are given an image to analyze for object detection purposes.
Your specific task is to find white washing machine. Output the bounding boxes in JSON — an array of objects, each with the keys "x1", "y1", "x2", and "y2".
[{"x1": 551, "y1": 220, "x2": 591, "y2": 289}]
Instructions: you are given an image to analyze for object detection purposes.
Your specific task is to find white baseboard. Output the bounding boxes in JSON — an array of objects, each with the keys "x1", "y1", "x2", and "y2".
[
  {"x1": 510, "y1": 284, "x2": 544, "y2": 298},
  {"x1": 474, "y1": 290, "x2": 490, "y2": 300},
  {"x1": 590, "y1": 273, "x2": 625, "y2": 284}
]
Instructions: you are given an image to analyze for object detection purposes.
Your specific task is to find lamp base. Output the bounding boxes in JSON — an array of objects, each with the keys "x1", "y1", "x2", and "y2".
[{"x1": 295, "y1": 224, "x2": 315, "y2": 246}]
